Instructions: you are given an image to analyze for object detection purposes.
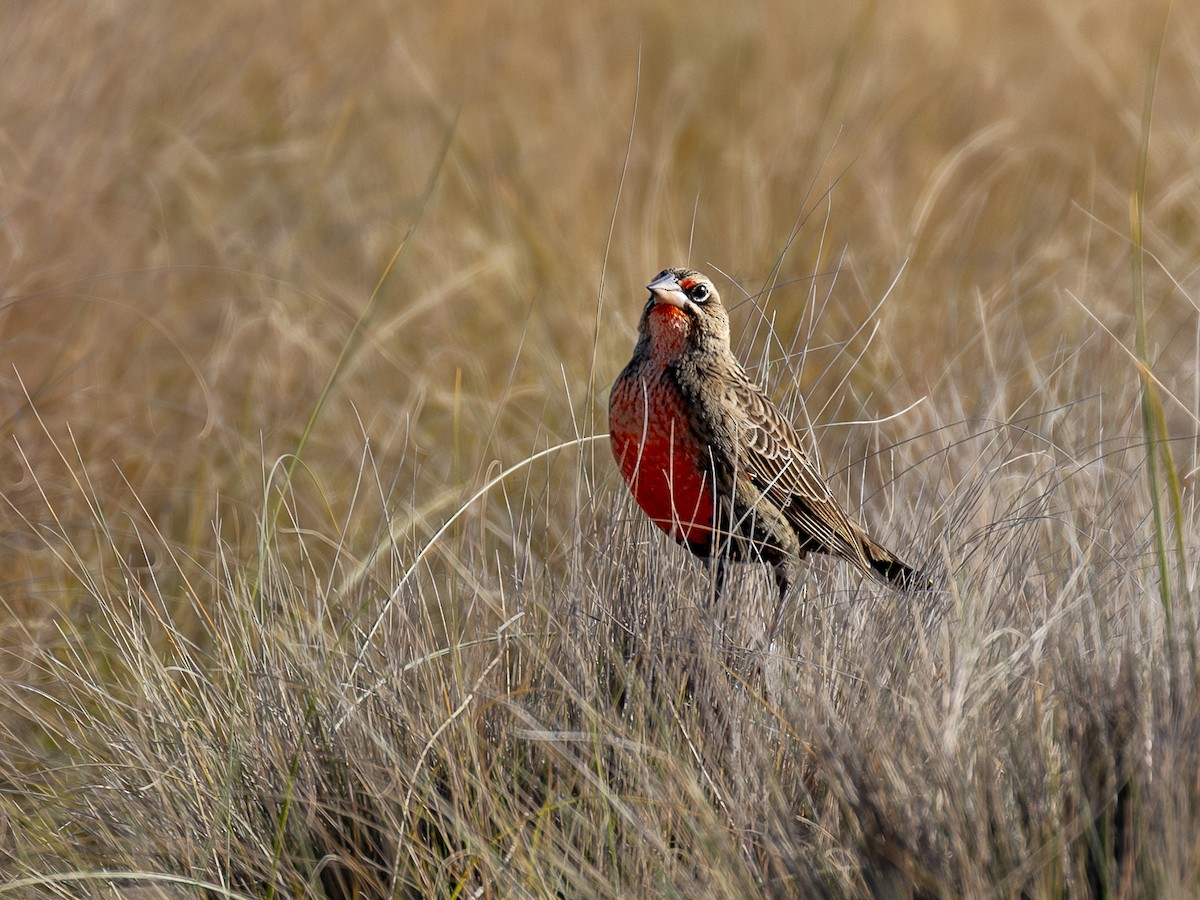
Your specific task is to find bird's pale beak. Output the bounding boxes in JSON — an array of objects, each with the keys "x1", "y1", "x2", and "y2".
[{"x1": 646, "y1": 272, "x2": 689, "y2": 309}]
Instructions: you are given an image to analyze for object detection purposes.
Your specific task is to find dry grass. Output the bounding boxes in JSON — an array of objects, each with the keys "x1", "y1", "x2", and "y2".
[{"x1": 2, "y1": 0, "x2": 1199, "y2": 896}]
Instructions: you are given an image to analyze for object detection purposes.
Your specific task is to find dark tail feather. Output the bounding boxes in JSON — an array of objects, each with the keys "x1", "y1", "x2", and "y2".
[{"x1": 863, "y1": 538, "x2": 932, "y2": 591}]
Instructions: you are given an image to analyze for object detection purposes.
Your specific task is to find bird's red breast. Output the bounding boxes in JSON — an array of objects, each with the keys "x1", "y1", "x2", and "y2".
[{"x1": 609, "y1": 359, "x2": 716, "y2": 552}]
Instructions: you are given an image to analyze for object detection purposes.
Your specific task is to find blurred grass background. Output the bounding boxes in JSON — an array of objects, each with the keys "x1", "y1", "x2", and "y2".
[{"x1": 2, "y1": 0, "x2": 1199, "y2": 895}]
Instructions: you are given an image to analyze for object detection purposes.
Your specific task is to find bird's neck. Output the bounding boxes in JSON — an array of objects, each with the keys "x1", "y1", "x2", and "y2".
[{"x1": 642, "y1": 304, "x2": 693, "y2": 363}]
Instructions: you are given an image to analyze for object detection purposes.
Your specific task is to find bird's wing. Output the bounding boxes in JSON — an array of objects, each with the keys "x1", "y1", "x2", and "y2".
[{"x1": 723, "y1": 375, "x2": 871, "y2": 569}]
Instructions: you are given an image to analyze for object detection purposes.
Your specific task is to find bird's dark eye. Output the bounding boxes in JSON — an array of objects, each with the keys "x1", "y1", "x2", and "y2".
[{"x1": 690, "y1": 284, "x2": 710, "y2": 303}]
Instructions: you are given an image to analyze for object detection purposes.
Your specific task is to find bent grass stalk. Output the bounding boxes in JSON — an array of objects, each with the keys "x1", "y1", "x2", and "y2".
[{"x1": 1130, "y1": 14, "x2": 1193, "y2": 670}]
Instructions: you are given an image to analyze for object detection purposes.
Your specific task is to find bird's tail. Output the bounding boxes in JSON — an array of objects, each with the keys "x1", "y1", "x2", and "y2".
[{"x1": 863, "y1": 537, "x2": 932, "y2": 591}]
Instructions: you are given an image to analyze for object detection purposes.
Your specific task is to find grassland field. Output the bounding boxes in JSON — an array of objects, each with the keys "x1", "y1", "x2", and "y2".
[{"x1": 1, "y1": 0, "x2": 1199, "y2": 896}]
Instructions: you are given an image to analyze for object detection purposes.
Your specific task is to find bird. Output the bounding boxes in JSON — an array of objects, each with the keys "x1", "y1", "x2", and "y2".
[{"x1": 609, "y1": 267, "x2": 926, "y2": 606}]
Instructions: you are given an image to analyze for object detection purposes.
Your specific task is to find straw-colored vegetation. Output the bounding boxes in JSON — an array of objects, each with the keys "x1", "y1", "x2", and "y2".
[{"x1": 2, "y1": 0, "x2": 1198, "y2": 896}]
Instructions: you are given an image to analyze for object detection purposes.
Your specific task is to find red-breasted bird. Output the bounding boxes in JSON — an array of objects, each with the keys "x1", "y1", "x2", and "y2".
[{"x1": 609, "y1": 267, "x2": 925, "y2": 602}]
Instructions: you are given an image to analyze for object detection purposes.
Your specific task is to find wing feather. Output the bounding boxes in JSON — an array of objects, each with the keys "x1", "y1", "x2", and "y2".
[{"x1": 722, "y1": 374, "x2": 873, "y2": 572}]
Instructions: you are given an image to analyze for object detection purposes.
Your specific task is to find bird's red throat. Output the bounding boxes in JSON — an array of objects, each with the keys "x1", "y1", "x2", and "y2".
[{"x1": 645, "y1": 303, "x2": 691, "y2": 360}]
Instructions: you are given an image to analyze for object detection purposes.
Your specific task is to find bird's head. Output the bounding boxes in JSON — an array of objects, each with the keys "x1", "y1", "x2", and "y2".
[{"x1": 639, "y1": 267, "x2": 731, "y2": 354}]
